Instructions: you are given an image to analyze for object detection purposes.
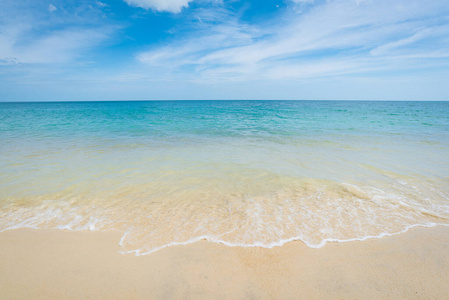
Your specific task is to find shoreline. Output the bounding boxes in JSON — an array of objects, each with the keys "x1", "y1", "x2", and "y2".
[
  {"x1": 1, "y1": 226, "x2": 449, "y2": 299},
  {"x1": 118, "y1": 222, "x2": 449, "y2": 256}
]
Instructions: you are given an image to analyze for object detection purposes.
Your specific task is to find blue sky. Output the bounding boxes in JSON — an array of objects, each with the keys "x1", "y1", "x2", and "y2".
[{"x1": 1, "y1": 0, "x2": 449, "y2": 101}]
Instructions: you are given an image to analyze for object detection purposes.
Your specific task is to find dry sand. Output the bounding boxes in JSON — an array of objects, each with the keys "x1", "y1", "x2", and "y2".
[{"x1": 1, "y1": 226, "x2": 449, "y2": 299}]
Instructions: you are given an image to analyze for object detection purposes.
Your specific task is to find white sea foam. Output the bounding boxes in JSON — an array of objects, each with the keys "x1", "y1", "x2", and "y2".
[
  {"x1": 2, "y1": 101, "x2": 449, "y2": 255},
  {"x1": 2, "y1": 178, "x2": 447, "y2": 256},
  {"x1": 120, "y1": 223, "x2": 449, "y2": 256}
]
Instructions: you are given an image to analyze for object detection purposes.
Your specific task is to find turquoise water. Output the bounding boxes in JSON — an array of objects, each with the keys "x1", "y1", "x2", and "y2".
[{"x1": 1, "y1": 100, "x2": 449, "y2": 254}]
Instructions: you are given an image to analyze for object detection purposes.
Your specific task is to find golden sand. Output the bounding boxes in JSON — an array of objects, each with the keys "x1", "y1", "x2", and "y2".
[{"x1": 1, "y1": 226, "x2": 449, "y2": 299}]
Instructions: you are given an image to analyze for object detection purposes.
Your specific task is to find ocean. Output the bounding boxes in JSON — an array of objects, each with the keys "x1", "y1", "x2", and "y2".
[{"x1": 1, "y1": 100, "x2": 448, "y2": 255}]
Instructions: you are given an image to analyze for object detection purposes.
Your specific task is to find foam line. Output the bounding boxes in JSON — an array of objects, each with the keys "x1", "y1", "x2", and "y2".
[{"x1": 119, "y1": 222, "x2": 449, "y2": 256}]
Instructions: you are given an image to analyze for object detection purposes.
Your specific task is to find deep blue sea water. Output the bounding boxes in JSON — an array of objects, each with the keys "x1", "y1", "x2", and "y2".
[{"x1": 1, "y1": 101, "x2": 448, "y2": 254}]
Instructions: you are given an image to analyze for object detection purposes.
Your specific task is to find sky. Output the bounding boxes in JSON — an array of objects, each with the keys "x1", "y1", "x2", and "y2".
[{"x1": 0, "y1": 0, "x2": 449, "y2": 101}]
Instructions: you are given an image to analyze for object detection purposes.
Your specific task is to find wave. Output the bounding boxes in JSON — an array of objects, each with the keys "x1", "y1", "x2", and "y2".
[{"x1": 1, "y1": 178, "x2": 448, "y2": 255}]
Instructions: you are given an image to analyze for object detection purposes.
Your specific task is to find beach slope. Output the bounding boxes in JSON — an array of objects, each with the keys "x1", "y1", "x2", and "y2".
[{"x1": 1, "y1": 227, "x2": 449, "y2": 299}]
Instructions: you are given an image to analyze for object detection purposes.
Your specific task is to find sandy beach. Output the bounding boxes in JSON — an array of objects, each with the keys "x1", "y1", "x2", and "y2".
[
  {"x1": 2, "y1": 0, "x2": 449, "y2": 297},
  {"x1": 1, "y1": 226, "x2": 448, "y2": 299}
]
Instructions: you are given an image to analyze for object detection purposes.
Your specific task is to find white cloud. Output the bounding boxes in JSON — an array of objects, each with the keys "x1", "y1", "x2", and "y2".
[
  {"x1": 135, "y1": 0, "x2": 449, "y2": 81},
  {"x1": 48, "y1": 4, "x2": 57, "y2": 12},
  {"x1": 96, "y1": 1, "x2": 108, "y2": 7},
  {"x1": 291, "y1": 0, "x2": 314, "y2": 3},
  {"x1": 0, "y1": 25, "x2": 114, "y2": 64},
  {"x1": 0, "y1": 2, "x2": 121, "y2": 65},
  {"x1": 123, "y1": 0, "x2": 193, "y2": 13},
  {"x1": 2, "y1": 0, "x2": 449, "y2": 101},
  {"x1": 370, "y1": 26, "x2": 449, "y2": 56}
]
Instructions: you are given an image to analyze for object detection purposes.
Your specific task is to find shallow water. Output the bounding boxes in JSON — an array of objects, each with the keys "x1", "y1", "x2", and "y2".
[{"x1": 1, "y1": 100, "x2": 448, "y2": 254}]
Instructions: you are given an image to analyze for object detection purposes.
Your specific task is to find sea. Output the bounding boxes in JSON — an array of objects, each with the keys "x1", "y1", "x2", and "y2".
[{"x1": 1, "y1": 100, "x2": 448, "y2": 255}]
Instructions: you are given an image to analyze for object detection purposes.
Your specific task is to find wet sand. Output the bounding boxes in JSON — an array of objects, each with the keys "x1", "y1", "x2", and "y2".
[{"x1": 1, "y1": 226, "x2": 449, "y2": 299}]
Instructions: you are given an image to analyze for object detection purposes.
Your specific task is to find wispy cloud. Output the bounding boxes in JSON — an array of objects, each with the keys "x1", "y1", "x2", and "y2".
[
  {"x1": 123, "y1": 0, "x2": 194, "y2": 13},
  {"x1": 0, "y1": 1, "x2": 119, "y2": 65},
  {"x1": 0, "y1": 26, "x2": 115, "y2": 64},
  {"x1": 96, "y1": 1, "x2": 108, "y2": 7},
  {"x1": 135, "y1": 0, "x2": 449, "y2": 82},
  {"x1": 1, "y1": 0, "x2": 448, "y2": 101},
  {"x1": 48, "y1": 4, "x2": 58, "y2": 12}
]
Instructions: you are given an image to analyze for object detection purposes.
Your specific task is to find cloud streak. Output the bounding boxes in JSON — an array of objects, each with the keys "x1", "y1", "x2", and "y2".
[
  {"x1": 124, "y1": 0, "x2": 194, "y2": 13},
  {"x1": 48, "y1": 4, "x2": 58, "y2": 12},
  {"x1": 136, "y1": 0, "x2": 449, "y2": 81},
  {"x1": 0, "y1": 1, "x2": 119, "y2": 65},
  {"x1": 1, "y1": 0, "x2": 449, "y2": 101},
  {"x1": 0, "y1": 25, "x2": 114, "y2": 64}
]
